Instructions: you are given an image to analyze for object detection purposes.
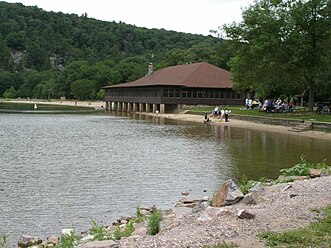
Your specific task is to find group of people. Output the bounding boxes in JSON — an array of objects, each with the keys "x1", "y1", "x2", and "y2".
[
  {"x1": 245, "y1": 98, "x2": 296, "y2": 113},
  {"x1": 204, "y1": 106, "x2": 231, "y2": 123}
]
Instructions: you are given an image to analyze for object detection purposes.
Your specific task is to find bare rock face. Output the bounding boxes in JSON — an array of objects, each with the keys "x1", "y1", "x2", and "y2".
[
  {"x1": 18, "y1": 235, "x2": 42, "y2": 248},
  {"x1": 212, "y1": 179, "x2": 244, "y2": 207},
  {"x1": 77, "y1": 240, "x2": 119, "y2": 248},
  {"x1": 238, "y1": 209, "x2": 255, "y2": 219}
]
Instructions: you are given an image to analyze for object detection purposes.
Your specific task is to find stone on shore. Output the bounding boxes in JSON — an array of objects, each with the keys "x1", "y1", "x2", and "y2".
[
  {"x1": 238, "y1": 209, "x2": 255, "y2": 219},
  {"x1": 18, "y1": 235, "x2": 42, "y2": 248},
  {"x1": 242, "y1": 192, "x2": 258, "y2": 205},
  {"x1": 309, "y1": 168, "x2": 327, "y2": 178},
  {"x1": 47, "y1": 235, "x2": 59, "y2": 245},
  {"x1": 197, "y1": 206, "x2": 233, "y2": 222},
  {"x1": 212, "y1": 179, "x2": 244, "y2": 207}
]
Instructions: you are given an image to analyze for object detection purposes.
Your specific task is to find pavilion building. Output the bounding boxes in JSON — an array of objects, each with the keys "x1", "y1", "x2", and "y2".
[{"x1": 103, "y1": 62, "x2": 245, "y2": 113}]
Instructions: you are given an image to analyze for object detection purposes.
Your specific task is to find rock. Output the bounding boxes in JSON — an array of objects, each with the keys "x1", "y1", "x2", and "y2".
[
  {"x1": 176, "y1": 197, "x2": 202, "y2": 208},
  {"x1": 248, "y1": 182, "x2": 264, "y2": 193},
  {"x1": 139, "y1": 209, "x2": 150, "y2": 216},
  {"x1": 192, "y1": 201, "x2": 209, "y2": 213},
  {"x1": 238, "y1": 209, "x2": 255, "y2": 219},
  {"x1": 18, "y1": 235, "x2": 42, "y2": 248},
  {"x1": 47, "y1": 235, "x2": 59, "y2": 245},
  {"x1": 212, "y1": 179, "x2": 244, "y2": 207},
  {"x1": 77, "y1": 240, "x2": 119, "y2": 248},
  {"x1": 242, "y1": 192, "x2": 258, "y2": 205},
  {"x1": 131, "y1": 226, "x2": 147, "y2": 236},
  {"x1": 309, "y1": 169, "x2": 324, "y2": 178},
  {"x1": 197, "y1": 206, "x2": 232, "y2": 222},
  {"x1": 179, "y1": 197, "x2": 201, "y2": 204},
  {"x1": 181, "y1": 191, "x2": 190, "y2": 196}
]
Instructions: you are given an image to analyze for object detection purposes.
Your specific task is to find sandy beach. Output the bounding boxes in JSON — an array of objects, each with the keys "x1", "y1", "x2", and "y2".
[{"x1": 2, "y1": 99, "x2": 331, "y2": 141}]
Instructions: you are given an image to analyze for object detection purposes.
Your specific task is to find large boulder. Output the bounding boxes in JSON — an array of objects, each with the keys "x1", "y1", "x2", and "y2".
[{"x1": 212, "y1": 179, "x2": 244, "y2": 207}]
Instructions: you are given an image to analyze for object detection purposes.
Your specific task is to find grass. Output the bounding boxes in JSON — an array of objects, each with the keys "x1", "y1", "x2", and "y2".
[
  {"x1": 185, "y1": 105, "x2": 331, "y2": 123},
  {"x1": 258, "y1": 205, "x2": 331, "y2": 247}
]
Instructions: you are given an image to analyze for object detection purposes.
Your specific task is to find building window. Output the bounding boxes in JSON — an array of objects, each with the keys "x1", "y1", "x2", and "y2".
[
  {"x1": 175, "y1": 89, "x2": 180, "y2": 97},
  {"x1": 188, "y1": 89, "x2": 192, "y2": 98},
  {"x1": 168, "y1": 89, "x2": 174, "y2": 97},
  {"x1": 163, "y1": 89, "x2": 168, "y2": 97},
  {"x1": 182, "y1": 89, "x2": 187, "y2": 98},
  {"x1": 192, "y1": 89, "x2": 197, "y2": 98},
  {"x1": 227, "y1": 90, "x2": 231, "y2": 98},
  {"x1": 209, "y1": 90, "x2": 215, "y2": 98},
  {"x1": 197, "y1": 90, "x2": 203, "y2": 98},
  {"x1": 236, "y1": 93, "x2": 241, "y2": 99}
]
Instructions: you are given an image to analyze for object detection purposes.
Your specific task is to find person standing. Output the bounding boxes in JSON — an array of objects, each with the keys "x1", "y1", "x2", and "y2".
[{"x1": 224, "y1": 109, "x2": 229, "y2": 122}]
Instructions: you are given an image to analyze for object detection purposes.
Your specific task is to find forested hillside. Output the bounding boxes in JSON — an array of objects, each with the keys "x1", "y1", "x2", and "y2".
[{"x1": 0, "y1": 1, "x2": 231, "y2": 99}]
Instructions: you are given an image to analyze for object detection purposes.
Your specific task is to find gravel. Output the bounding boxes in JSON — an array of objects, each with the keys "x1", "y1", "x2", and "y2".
[{"x1": 119, "y1": 176, "x2": 331, "y2": 248}]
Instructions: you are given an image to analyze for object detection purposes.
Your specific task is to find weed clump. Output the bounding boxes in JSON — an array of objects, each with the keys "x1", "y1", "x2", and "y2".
[{"x1": 148, "y1": 207, "x2": 162, "y2": 236}]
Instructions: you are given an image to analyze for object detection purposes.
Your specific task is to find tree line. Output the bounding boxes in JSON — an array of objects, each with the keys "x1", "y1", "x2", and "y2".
[
  {"x1": 0, "y1": 1, "x2": 329, "y2": 109},
  {"x1": 0, "y1": 2, "x2": 228, "y2": 100}
]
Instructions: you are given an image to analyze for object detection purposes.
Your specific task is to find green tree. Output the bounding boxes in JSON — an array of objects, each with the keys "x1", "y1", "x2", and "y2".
[
  {"x1": 3, "y1": 86, "x2": 17, "y2": 98},
  {"x1": 223, "y1": 0, "x2": 330, "y2": 110},
  {"x1": 71, "y1": 79, "x2": 96, "y2": 100}
]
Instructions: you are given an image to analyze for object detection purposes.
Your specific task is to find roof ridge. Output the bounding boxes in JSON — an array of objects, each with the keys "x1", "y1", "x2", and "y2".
[
  {"x1": 180, "y1": 62, "x2": 205, "y2": 85},
  {"x1": 177, "y1": 62, "x2": 205, "y2": 85}
]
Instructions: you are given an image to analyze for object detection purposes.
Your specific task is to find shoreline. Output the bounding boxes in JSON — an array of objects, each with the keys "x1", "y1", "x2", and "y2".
[{"x1": 2, "y1": 99, "x2": 331, "y2": 141}]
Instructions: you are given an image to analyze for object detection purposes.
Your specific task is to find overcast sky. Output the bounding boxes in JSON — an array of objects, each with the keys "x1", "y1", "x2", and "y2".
[{"x1": 5, "y1": 0, "x2": 254, "y2": 36}]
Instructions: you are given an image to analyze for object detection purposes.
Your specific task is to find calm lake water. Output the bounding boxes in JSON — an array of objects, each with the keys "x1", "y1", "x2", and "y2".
[{"x1": 0, "y1": 103, "x2": 331, "y2": 246}]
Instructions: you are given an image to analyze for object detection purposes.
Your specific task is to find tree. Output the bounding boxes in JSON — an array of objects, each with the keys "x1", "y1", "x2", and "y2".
[
  {"x1": 71, "y1": 79, "x2": 96, "y2": 100},
  {"x1": 3, "y1": 86, "x2": 16, "y2": 98},
  {"x1": 223, "y1": 0, "x2": 330, "y2": 110}
]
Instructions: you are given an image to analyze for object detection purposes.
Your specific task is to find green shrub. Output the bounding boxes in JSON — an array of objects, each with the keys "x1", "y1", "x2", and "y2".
[
  {"x1": 113, "y1": 226, "x2": 122, "y2": 240},
  {"x1": 56, "y1": 231, "x2": 76, "y2": 248},
  {"x1": 135, "y1": 205, "x2": 145, "y2": 223},
  {"x1": 122, "y1": 220, "x2": 135, "y2": 237},
  {"x1": 280, "y1": 155, "x2": 331, "y2": 176},
  {"x1": 280, "y1": 155, "x2": 310, "y2": 176},
  {"x1": 89, "y1": 220, "x2": 110, "y2": 241},
  {"x1": 148, "y1": 208, "x2": 162, "y2": 236},
  {"x1": 0, "y1": 234, "x2": 8, "y2": 248},
  {"x1": 239, "y1": 174, "x2": 258, "y2": 194}
]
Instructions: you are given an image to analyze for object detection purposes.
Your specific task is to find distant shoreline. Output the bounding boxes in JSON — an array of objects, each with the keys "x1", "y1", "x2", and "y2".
[{"x1": 2, "y1": 99, "x2": 331, "y2": 141}]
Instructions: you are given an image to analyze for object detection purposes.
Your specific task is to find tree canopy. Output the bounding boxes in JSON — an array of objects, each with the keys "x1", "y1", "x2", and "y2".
[
  {"x1": 0, "y1": 1, "x2": 229, "y2": 100},
  {"x1": 223, "y1": 0, "x2": 331, "y2": 110}
]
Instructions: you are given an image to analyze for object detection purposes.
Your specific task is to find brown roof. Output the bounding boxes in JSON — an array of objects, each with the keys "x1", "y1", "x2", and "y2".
[{"x1": 103, "y1": 62, "x2": 232, "y2": 89}]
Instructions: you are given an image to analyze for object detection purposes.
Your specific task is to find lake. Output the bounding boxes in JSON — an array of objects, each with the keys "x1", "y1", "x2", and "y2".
[{"x1": 0, "y1": 103, "x2": 330, "y2": 246}]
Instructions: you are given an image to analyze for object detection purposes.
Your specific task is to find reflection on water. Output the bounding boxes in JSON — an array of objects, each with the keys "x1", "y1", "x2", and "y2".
[{"x1": 0, "y1": 110, "x2": 330, "y2": 247}]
